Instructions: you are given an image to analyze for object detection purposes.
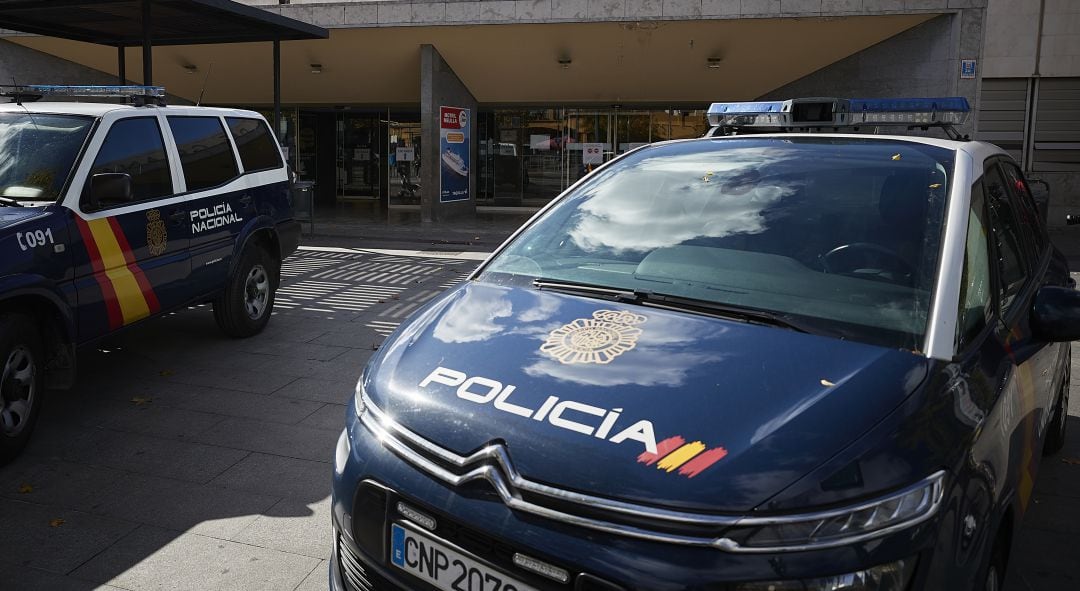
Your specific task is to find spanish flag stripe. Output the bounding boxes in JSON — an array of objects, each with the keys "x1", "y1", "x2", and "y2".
[
  {"x1": 106, "y1": 217, "x2": 160, "y2": 313},
  {"x1": 84, "y1": 218, "x2": 152, "y2": 324},
  {"x1": 74, "y1": 218, "x2": 124, "y2": 330},
  {"x1": 657, "y1": 441, "x2": 706, "y2": 473}
]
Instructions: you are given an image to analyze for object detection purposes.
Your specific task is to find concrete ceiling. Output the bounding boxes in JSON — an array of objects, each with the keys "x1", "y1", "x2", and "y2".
[{"x1": 7, "y1": 14, "x2": 936, "y2": 106}]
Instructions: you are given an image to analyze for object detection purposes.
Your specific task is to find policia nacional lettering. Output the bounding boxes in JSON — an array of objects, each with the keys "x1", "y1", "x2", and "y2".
[{"x1": 190, "y1": 202, "x2": 243, "y2": 234}]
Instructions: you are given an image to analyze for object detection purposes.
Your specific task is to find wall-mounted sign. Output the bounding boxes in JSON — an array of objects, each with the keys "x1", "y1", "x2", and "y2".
[
  {"x1": 440, "y1": 106, "x2": 470, "y2": 203},
  {"x1": 582, "y1": 143, "x2": 604, "y2": 165},
  {"x1": 396, "y1": 147, "x2": 415, "y2": 162},
  {"x1": 355, "y1": 148, "x2": 372, "y2": 161},
  {"x1": 960, "y1": 59, "x2": 977, "y2": 79}
]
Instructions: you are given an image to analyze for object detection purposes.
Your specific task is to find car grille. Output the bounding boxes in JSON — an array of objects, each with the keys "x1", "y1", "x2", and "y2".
[{"x1": 338, "y1": 535, "x2": 402, "y2": 591}]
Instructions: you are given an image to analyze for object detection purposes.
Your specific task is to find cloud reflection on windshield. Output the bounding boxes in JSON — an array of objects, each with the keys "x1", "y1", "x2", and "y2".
[{"x1": 569, "y1": 149, "x2": 798, "y2": 253}]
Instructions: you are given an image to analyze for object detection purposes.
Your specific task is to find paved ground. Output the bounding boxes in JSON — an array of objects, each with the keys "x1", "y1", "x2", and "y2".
[{"x1": 0, "y1": 245, "x2": 1077, "y2": 591}]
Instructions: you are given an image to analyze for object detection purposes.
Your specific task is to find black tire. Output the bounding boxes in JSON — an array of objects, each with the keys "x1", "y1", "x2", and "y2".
[
  {"x1": 1044, "y1": 355, "x2": 1070, "y2": 456},
  {"x1": 0, "y1": 313, "x2": 44, "y2": 465},
  {"x1": 981, "y1": 536, "x2": 1006, "y2": 591},
  {"x1": 213, "y1": 245, "x2": 277, "y2": 338}
]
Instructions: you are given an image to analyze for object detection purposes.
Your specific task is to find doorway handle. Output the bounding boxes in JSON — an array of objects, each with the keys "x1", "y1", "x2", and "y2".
[
  {"x1": 168, "y1": 209, "x2": 187, "y2": 225},
  {"x1": 238, "y1": 195, "x2": 253, "y2": 208}
]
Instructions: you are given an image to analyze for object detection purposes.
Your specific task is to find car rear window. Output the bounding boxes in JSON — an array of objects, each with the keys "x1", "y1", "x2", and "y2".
[
  {"x1": 226, "y1": 117, "x2": 282, "y2": 173},
  {"x1": 480, "y1": 137, "x2": 957, "y2": 350},
  {"x1": 167, "y1": 116, "x2": 239, "y2": 192}
]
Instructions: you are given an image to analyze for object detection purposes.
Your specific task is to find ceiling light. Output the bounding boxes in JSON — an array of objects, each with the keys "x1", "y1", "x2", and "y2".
[
  {"x1": 707, "y1": 56, "x2": 723, "y2": 69},
  {"x1": 310, "y1": 63, "x2": 323, "y2": 74},
  {"x1": 183, "y1": 64, "x2": 198, "y2": 74},
  {"x1": 557, "y1": 57, "x2": 572, "y2": 69}
]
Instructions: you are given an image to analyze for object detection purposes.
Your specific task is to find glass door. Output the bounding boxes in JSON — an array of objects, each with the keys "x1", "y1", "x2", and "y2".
[
  {"x1": 337, "y1": 113, "x2": 380, "y2": 201},
  {"x1": 387, "y1": 116, "x2": 422, "y2": 208},
  {"x1": 614, "y1": 111, "x2": 652, "y2": 155}
]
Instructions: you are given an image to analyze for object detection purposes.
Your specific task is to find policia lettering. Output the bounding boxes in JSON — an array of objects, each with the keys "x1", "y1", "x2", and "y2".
[
  {"x1": 190, "y1": 202, "x2": 243, "y2": 234},
  {"x1": 420, "y1": 366, "x2": 660, "y2": 455}
]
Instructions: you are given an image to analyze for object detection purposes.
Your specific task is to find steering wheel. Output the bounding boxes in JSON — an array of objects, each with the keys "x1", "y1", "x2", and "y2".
[{"x1": 821, "y1": 242, "x2": 915, "y2": 285}]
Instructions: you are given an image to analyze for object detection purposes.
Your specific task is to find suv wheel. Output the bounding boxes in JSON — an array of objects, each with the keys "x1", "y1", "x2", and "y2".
[
  {"x1": 0, "y1": 313, "x2": 44, "y2": 464},
  {"x1": 214, "y1": 245, "x2": 278, "y2": 338},
  {"x1": 1044, "y1": 357, "x2": 1070, "y2": 456}
]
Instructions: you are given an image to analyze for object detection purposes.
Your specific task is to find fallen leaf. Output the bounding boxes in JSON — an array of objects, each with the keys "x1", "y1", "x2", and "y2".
[
  {"x1": 131, "y1": 396, "x2": 153, "y2": 406},
  {"x1": 1062, "y1": 457, "x2": 1080, "y2": 466},
  {"x1": 17, "y1": 484, "x2": 32, "y2": 494},
  {"x1": 820, "y1": 379, "x2": 836, "y2": 387},
  {"x1": 49, "y1": 518, "x2": 65, "y2": 528},
  {"x1": 891, "y1": 153, "x2": 901, "y2": 161},
  {"x1": 929, "y1": 183, "x2": 942, "y2": 189},
  {"x1": 159, "y1": 370, "x2": 175, "y2": 377}
]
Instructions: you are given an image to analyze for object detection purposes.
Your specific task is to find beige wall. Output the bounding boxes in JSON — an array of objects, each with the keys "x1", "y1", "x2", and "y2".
[{"x1": 984, "y1": 0, "x2": 1080, "y2": 78}]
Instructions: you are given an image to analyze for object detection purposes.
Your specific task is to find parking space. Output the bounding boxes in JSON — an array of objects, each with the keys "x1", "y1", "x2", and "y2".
[{"x1": 0, "y1": 249, "x2": 1077, "y2": 590}]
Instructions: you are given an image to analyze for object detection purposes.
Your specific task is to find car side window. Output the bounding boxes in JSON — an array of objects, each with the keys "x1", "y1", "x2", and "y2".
[
  {"x1": 999, "y1": 161, "x2": 1046, "y2": 257},
  {"x1": 956, "y1": 184, "x2": 993, "y2": 350},
  {"x1": 983, "y1": 165, "x2": 1030, "y2": 315},
  {"x1": 167, "y1": 116, "x2": 239, "y2": 192},
  {"x1": 87, "y1": 117, "x2": 172, "y2": 203},
  {"x1": 226, "y1": 117, "x2": 283, "y2": 173}
]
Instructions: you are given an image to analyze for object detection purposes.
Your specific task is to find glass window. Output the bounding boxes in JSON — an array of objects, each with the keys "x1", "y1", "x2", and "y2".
[
  {"x1": 226, "y1": 117, "x2": 282, "y2": 173},
  {"x1": 480, "y1": 137, "x2": 957, "y2": 350},
  {"x1": 956, "y1": 185, "x2": 992, "y2": 350},
  {"x1": 999, "y1": 161, "x2": 1046, "y2": 256},
  {"x1": 89, "y1": 117, "x2": 172, "y2": 202},
  {"x1": 983, "y1": 165, "x2": 1029, "y2": 313},
  {"x1": 167, "y1": 116, "x2": 238, "y2": 192},
  {"x1": 0, "y1": 113, "x2": 93, "y2": 202}
]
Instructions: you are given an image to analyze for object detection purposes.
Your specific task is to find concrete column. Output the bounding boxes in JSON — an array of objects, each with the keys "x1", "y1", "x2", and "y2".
[{"x1": 420, "y1": 44, "x2": 478, "y2": 223}]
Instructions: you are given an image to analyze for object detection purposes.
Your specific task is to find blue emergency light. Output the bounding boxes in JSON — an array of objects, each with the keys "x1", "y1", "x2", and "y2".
[{"x1": 707, "y1": 96, "x2": 970, "y2": 129}]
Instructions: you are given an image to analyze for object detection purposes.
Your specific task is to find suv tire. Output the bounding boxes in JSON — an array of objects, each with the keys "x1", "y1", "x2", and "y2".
[
  {"x1": 0, "y1": 313, "x2": 44, "y2": 465},
  {"x1": 214, "y1": 245, "x2": 277, "y2": 338}
]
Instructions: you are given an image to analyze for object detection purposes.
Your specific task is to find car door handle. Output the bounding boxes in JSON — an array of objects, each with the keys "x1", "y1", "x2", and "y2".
[
  {"x1": 238, "y1": 195, "x2": 253, "y2": 208},
  {"x1": 169, "y1": 209, "x2": 187, "y2": 224}
]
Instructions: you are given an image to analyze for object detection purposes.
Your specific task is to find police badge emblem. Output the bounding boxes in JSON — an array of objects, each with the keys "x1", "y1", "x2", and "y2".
[
  {"x1": 146, "y1": 209, "x2": 168, "y2": 256},
  {"x1": 540, "y1": 310, "x2": 647, "y2": 365}
]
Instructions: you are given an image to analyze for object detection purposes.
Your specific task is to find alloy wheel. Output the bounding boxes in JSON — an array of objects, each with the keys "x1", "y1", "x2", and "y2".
[{"x1": 0, "y1": 345, "x2": 36, "y2": 437}]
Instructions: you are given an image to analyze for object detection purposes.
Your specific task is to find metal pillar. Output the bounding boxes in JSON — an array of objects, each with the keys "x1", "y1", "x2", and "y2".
[
  {"x1": 117, "y1": 46, "x2": 126, "y2": 84},
  {"x1": 141, "y1": 0, "x2": 152, "y2": 85},
  {"x1": 273, "y1": 39, "x2": 281, "y2": 140}
]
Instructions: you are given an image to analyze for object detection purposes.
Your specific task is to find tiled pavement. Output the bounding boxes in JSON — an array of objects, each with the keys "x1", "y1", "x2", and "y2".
[
  {"x1": 0, "y1": 247, "x2": 474, "y2": 591},
  {"x1": 0, "y1": 247, "x2": 1077, "y2": 590}
]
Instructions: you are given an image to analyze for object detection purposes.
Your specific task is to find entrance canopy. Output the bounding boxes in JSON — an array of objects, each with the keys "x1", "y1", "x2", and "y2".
[{"x1": 0, "y1": 0, "x2": 327, "y2": 46}]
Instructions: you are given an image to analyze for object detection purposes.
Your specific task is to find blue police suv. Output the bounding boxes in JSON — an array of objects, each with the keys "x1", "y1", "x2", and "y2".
[
  {"x1": 0, "y1": 86, "x2": 299, "y2": 463},
  {"x1": 331, "y1": 98, "x2": 1074, "y2": 591}
]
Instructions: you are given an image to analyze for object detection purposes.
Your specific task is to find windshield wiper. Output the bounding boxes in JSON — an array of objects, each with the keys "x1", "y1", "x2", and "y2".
[
  {"x1": 533, "y1": 278, "x2": 826, "y2": 335},
  {"x1": 0, "y1": 196, "x2": 23, "y2": 207}
]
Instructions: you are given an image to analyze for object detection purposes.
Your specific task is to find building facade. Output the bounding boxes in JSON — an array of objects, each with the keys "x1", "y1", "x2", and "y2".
[{"x1": 1, "y1": 0, "x2": 1077, "y2": 226}]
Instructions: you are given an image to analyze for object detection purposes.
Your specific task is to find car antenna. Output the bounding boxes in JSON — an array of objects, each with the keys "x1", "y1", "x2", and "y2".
[
  {"x1": 196, "y1": 62, "x2": 213, "y2": 106},
  {"x1": 11, "y1": 77, "x2": 38, "y2": 130}
]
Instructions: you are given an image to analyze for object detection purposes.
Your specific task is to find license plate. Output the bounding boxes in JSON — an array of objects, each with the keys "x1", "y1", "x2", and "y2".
[{"x1": 390, "y1": 523, "x2": 539, "y2": 591}]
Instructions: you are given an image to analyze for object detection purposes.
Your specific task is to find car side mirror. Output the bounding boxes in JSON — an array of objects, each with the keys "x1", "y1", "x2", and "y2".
[
  {"x1": 1032, "y1": 286, "x2": 1080, "y2": 342},
  {"x1": 89, "y1": 173, "x2": 134, "y2": 208}
]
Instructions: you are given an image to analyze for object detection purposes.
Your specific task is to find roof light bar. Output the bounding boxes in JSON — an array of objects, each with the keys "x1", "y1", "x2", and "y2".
[
  {"x1": 707, "y1": 96, "x2": 970, "y2": 129},
  {"x1": 0, "y1": 85, "x2": 165, "y2": 105}
]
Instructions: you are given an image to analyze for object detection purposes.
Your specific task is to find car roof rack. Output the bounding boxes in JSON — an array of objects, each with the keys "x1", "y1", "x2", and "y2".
[
  {"x1": 706, "y1": 97, "x2": 971, "y2": 141},
  {"x1": 0, "y1": 85, "x2": 166, "y2": 107}
]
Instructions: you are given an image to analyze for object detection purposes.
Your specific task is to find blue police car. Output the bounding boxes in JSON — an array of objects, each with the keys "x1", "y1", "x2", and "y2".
[
  {"x1": 331, "y1": 98, "x2": 1074, "y2": 591},
  {"x1": 0, "y1": 86, "x2": 299, "y2": 463}
]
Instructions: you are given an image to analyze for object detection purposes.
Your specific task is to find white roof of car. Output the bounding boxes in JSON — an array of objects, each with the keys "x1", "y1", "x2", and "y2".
[
  {"x1": 0, "y1": 102, "x2": 264, "y2": 119},
  {"x1": 677, "y1": 132, "x2": 1009, "y2": 166}
]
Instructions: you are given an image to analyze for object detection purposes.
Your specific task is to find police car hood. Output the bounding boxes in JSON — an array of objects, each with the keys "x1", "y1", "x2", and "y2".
[
  {"x1": 365, "y1": 282, "x2": 929, "y2": 512},
  {"x1": 0, "y1": 207, "x2": 43, "y2": 228}
]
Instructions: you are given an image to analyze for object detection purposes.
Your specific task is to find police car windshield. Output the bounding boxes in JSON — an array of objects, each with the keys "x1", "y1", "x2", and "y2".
[
  {"x1": 0, "y1": 113, "x2": 93, "y2": 203},
  {"x1": 480, "y1": 137, "x2": 956, "y2": 350}
]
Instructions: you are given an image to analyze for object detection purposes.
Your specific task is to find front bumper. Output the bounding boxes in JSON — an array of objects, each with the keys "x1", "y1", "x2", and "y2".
[{"x1": 331, "y1": 417, "x2": 958, "y2": 591}]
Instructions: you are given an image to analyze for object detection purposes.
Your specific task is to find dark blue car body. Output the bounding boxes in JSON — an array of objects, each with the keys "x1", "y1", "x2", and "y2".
[{"x1": 331, "y1": 134, "x2": 1073, "y2": 591}]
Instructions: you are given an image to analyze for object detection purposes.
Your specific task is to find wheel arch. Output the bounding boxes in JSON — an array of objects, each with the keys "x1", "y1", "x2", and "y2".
[{"x1": 0, "y1": 282, "x2": 77, "y2": 389}]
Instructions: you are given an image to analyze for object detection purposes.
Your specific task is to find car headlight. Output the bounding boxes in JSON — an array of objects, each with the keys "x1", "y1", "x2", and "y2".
[
  {"x1": 733, "y1": 558, "x2": 915, "y2": 591},
  {"x1": 717, "y1": 471, "x2": 945, "y2": 552}
]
